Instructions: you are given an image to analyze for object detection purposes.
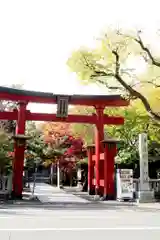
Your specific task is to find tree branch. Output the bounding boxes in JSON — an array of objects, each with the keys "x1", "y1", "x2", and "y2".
[
  {"x1": 134, "y1": 31, "x2": 160, "y2": 67},
  {"x1": 80, "y1": 48, "x2": 160, "y2": 122},
  {"x1": 131, "y1": 80, "x2": 160, "y2": 88},
  {"x1": 96, "y1": 79, "x2": 124, "y2": 90},
  {"x1": 82, "y1": 54, "x2": 123, "y2": 91},
  {"x1": 112, "y1": 50, "x2": 160, "y2": 122}
]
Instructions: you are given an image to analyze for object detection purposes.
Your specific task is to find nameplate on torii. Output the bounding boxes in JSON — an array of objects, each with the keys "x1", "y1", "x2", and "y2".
[{"x1": 56, "y1": 96, "x2": 69, "y2": 118}]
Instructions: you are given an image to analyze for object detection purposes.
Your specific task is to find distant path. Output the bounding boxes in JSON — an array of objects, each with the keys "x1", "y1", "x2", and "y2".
[{"x1": 29, "y1": 183, "x2": 89, "y2": 204}]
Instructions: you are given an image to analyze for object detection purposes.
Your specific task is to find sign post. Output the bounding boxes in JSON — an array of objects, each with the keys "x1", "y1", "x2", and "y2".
[
  {"x1": 116, "y1": 169, "x2": 134, "y2": 201},
  {"x1": 138, "y1": 133, "x2": 154, "y2": 202}
]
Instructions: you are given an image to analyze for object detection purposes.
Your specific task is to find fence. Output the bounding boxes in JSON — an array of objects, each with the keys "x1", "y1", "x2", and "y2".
[
  {"x1": 0, "y1": 174, "x2": 12, "y2": 192},
  {"x1": 23, "y1": 175, "x2": 50, "y2": 188},
  {"x1": 0, "y1": 175, "x2": 12, "y2": 200},
  {"x1": 24, "y1": 176, "x2": 160, "y2": 192},
  {"x1": 0, "y1": 176, "x2": 9, "y2": 191},
  {"x1": 133, "y1": 178, "x2": 160, "y2": 193},
  {"x1": 1, "y1": 175, "x2": 160, "y2": 195}
]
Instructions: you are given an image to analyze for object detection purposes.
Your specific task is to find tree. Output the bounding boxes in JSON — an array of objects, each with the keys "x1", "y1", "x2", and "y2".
[
  {"x1": 41, "y1": 122, "x2": 72, "y2": 145},
  {"x1": 0, "y1": 131, "x2": 13, "y2": 176},
  {"x1": 0, "y1": 101, "x2": 16, "y2": 134},
  {"x1": 67, "y1": 29, "x2": 160, "y2": 123},
  {"x1": 71, "y1": 106, "x2": 95, "y2": 145},
  {"x1": 63, "y1": 135, "x2": 85, "y2": 158},
  {"x1": 71, "y1": 100, "x2": 160, "y2": 165},
  {"x1": 25, "y1": 122, "x2": 46, "y2": 170},
  {"x1": 40, "y1": 122, "x2": 73, "y2": 165},
  {"x1": 40, "y1": 121, "x2": 86, "y2": 177},
  {"x1": 0, "y1": 83, "x2": 24, "y2": 134}
]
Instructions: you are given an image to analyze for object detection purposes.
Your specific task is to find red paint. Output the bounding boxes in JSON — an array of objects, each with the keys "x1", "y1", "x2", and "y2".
[
  {"x1": 0, "y1": 90, "x2": 129, "y2": 106},
  {"x1": 15, "y1": 102, "x2": 26, "y2": 134},
  {"x1": 99, "y1": 159, "x2": 104, "y2": 195},
  {"x1": 92, "y1": 142, "x2": 117, "y2": 199},
  {"x1": 106, "y1": 143, "x2": 117, "y2": 199},
  {"x1": 12, "y1": 102, "x2": 27, "y2": 198},
  {"x1": 0, "y1": 87, "x2": 127, "y2": 199},
  {"x1": 0, "y1": 110, "x2": 124, "y2": 125},
  {"x1": 87, "y1": 147, "x2": 95, "y2": 194},
  {"x1": 0, "y1": 110, "x2": 17, "y2": 120},
  {"x1": 104, "y1": 144, "x2": 108, "y2": 197},
  {"x1": 92, "y1": 153, "x2": 104, "y2": 160},
  {"x1": 95, "y1": 107, "x2": 104, "y2": 195}
]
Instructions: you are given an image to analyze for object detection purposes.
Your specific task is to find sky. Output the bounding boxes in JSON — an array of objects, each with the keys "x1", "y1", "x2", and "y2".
[{"x1": 0, "y1": 0, "x2": 160, "y2": 112}]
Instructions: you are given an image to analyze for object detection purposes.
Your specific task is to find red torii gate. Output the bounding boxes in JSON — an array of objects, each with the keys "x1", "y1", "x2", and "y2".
[{"x1": 0, "y1": 86, "x2": 129, "y2": 199}]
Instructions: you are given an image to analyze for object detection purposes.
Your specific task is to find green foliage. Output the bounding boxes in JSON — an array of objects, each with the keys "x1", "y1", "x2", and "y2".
[
  {"x1": 71, "y1": 101, "x2": 160, "y2": 164},
  {"x1": 0, "y1": 131, "x2": 13, "y2": 175},
  {"x1": 106, "y1": 102, "x2": 160, "y2": 164},
  {"x1": 67, "y1": 29, "x2": 141, "y2": 93},
  {"x1": 71, "y1": 106, "x2": 95, "y2": 145},
  {"x1": 0, "y1": 84, "x2": 24, "y2": 134},
  {"x1": 67, "y1": 28, "x2": 160, "y2": 125},
  {"x1": 25, "y1": 122, "x2": 47, "y2": 169},
  {"x1": 68, "y1": 28, "x2": 160, "y2": 164}
]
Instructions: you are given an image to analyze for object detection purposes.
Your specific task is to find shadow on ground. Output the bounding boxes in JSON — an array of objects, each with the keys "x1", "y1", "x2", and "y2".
[
  {"x1": 0, "y1": 187, "x2": 159, "y2": 214},
  {"x1": 0, "y1": 200, "x2": 160, "y2": 214}
]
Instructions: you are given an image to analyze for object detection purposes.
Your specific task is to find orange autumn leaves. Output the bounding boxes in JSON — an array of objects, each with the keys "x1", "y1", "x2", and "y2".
[
  {"x1": 40, "y1": 122, "x2": 85, "y2": 158},
  {"x1": 41, "y1": 122, "x2": 72, "y2": 144}
]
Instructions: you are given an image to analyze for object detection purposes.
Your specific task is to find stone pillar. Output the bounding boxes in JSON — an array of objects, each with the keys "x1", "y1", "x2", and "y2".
[
  {"x1": 94, "y1": 106, "x2": 104, "y2": 196},
  {"x1": 87, "y1": 145, "x2": 95, "y2": 195},
  {"x1": 138, "y1": 133, "x2": 154, "y2": 202}
]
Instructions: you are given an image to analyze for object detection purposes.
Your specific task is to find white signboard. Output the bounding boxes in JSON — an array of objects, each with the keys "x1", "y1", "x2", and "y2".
[
  {"x1": 116, "y1": 169, "x2": 134, "y2": 200},
  {"x1": 139, "y1": 133, "x2": 150, "y2": 191}
]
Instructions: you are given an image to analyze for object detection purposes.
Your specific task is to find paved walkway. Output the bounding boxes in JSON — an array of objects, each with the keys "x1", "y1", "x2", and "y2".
[
  {"x1": 30, "y1": 183, "x2": 89, "y2": 204},
  {"x1": 29, "y1": 183, "x2": 160, "y2": 210}
]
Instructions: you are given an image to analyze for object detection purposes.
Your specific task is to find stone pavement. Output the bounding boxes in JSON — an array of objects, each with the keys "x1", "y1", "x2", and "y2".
[
  {"x1": 137, "y1": 202, "x2": 160, "y2": 209},
  {"x1": 29, "y1": 184, "x2": 160, "y2": 210},
  {"x1": 29, "y1": 183, "x2": 89, "y2": 204},
  {"x1": 64, "y1": 186, "x2": 160, "y2": 210}
]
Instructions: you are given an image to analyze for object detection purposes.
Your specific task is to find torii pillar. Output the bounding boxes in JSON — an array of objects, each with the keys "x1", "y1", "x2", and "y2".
[
  {"x1": 94, "y1": 106, "x2": 104, "y2": 196},
  {"x1": 12, "y1": 102, "x2": 29, "y2": 199},
  {"x1": 103, "y1": 139, "x2": 118, "y2": 200},
  {"x1": 87, "y1": 145, "x2": 95, "y2": 195}
]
